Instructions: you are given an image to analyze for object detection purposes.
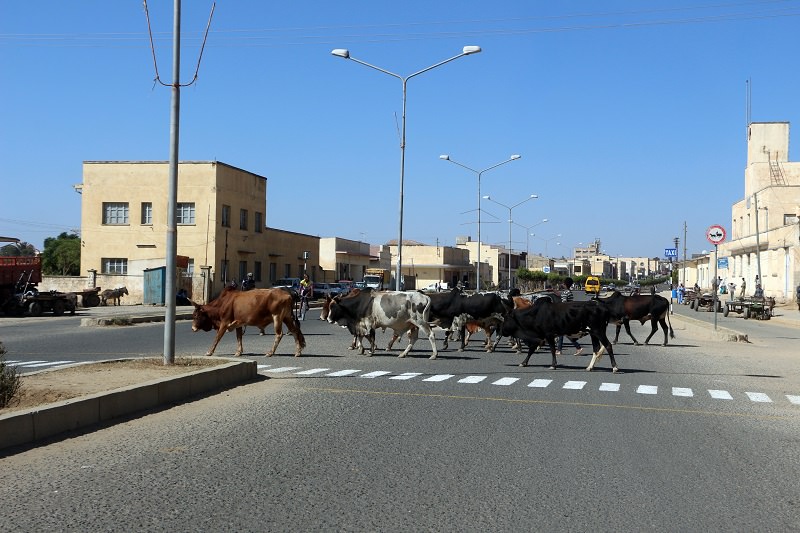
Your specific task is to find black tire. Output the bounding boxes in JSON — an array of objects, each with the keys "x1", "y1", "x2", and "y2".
[
  {"x1": 723, "y1": 305, "x2": 730, "y2": 317},
  {"x1": 744, "y1": 308, "x2": 751, "y2": 319},
  {"x1": 27, "y1": 301, "x2": 43, "y2": 317},
  {"x1": 83, "y1": 294, "x2": 101, "y2": 307}
]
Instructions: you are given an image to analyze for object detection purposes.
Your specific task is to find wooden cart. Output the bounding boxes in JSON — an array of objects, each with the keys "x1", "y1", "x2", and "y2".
[{"x1": 723, "y1": 297, "x2": 775, "y2": 320}]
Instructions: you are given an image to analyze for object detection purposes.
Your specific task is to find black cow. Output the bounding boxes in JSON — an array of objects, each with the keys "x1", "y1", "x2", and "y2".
[
  {"x1": 450, "y1": 292, "x2": 513, "y2": 351},
  {"x1": 501, "y1": 298, "x2": 619, "y2": 372},
  {"x1": 425, "y1": 288, "x2": 466, "y2": 350},
  {"x1": 598, "y1": 291, "x2": 675, "y2": 346}
]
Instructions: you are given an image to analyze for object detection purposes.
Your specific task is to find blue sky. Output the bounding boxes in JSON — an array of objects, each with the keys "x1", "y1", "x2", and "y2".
[{"x1": 1, "y1": 1, "x2": 799, "y2": 260}]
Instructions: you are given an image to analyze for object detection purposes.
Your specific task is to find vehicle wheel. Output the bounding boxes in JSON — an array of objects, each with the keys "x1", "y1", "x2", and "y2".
[
  {"x1": 84, "y1": 294, "x2": 101, "y2": 307},
  {"x1": 744, "y1": 308, "x2": 750, "y2": 319},
  {"x1": 52, "y1": 299, "x2": 65, "y2": 316},
  {"x1": 691, "y1": 299, "x2": 698, "y2": 311},
  {"x1": 27, "y1": 301, "x2": 43, "y2": 317},
  {"x1": 723, "y1": 305, "x2": 729, "y2": 317}
]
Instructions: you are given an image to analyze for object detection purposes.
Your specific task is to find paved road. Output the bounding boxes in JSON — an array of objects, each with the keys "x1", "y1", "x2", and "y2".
[{"x1": 2, "y1": 303, "x2": 799, "y2": 531}]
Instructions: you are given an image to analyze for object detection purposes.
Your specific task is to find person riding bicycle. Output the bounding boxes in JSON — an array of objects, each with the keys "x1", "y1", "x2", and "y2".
[
  {"x1": 299, "y1": 273, "x2": 313, "y2": 320},
  {"x1": 241, "y1": 272, "x2": 255, "y2": 291}
]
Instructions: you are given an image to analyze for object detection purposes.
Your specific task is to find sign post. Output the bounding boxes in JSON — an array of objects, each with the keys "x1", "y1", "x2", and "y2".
[{"x1": 706, "y1": 225, "x2": 727, "y2": 330}]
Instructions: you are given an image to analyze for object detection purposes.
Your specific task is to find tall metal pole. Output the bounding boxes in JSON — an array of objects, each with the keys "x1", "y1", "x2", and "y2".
[
  {"x1": 713, "y1": 244, "x2": 719, "y2": 331},
  {"x1": 163, "y1": 0, "x2": 181, "y2": 365},
  {"x1": 331, "y1": 47, "x2": 481, "y2": 291},
  {"x1": 754, "y1": 192, "x2": 762, "y2": 285},
  {"x1": 439, "y1": 154, "x2": 520, "y2": 291}
]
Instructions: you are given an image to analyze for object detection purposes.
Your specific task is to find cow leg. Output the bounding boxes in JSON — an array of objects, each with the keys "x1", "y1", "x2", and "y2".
[
  {"x1": 266, "y1": 316, "x2": 283, "y2": 356},
  {"x1": 624, "y1": 319, "x2": 641, "y2": 345},
  {"x1": 613, "y1": 324, "x2": 622, "y2": 344},
  {"x1": 205, "y1": 326, "x2": 229, "y2": 356},
  {"x1": 420, "y1": 323, "x2": 438, "y2": 359},
  {"x1": 398, "y1": 327, "x2": 417, "y2": 358},
  {"x1": 457, "y1": 325, "x2": 467, "y2": 352},
  {"x1": 547, "y1": 337, "x2": 558, "y2": 369},
  {"x1": 282, "y1": 314, "x2": 306, "y2": 357},
  {"x1": 234, "y1": 327, "x2": 245, "y2": 357},
  {"x1": 586, "y1": 335, "x2": 603, "y2": 371},
  {"x1": 442, "y1": 330, "x2": 450, "y2": 351},
  {"x1": 519, "y1": 344, "x2": 536, "y2": 367},
  {"x1": 644, "y1": 318, "x2": 660, "y2": 345}
]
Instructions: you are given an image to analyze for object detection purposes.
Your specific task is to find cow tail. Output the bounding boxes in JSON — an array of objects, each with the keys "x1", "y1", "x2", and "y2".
[
  {"x1": 667, "y1": 311, "x2": 675, "y2": 339},
  {"x1": 292, "y1": 314, "x2": 307, "y2": 348}
]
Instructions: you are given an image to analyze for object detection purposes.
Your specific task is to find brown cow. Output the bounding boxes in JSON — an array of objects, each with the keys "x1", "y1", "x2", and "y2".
[{"x1": 191, "y1": 287, "x2": 306, "y2": 357}]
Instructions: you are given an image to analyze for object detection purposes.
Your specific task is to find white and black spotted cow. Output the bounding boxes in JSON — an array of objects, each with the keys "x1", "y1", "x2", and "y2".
[{"x1": 326, "y1": 290, "x2": 438, "y2": 359}]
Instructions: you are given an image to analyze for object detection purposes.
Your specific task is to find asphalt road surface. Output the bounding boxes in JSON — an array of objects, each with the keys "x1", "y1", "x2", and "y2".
[{"x1": 1, "y1": 305, "x2": 799, "y2": 531}]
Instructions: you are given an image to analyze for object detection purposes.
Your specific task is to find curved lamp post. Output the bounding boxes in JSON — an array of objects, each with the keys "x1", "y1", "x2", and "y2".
[
  {"x1": 515, "y1": 218, "x2": 548, "y2": 266},
  {"x1": 439, "y1": 154, "x2": 521, "y2": 290},
  {"x1": 483, "y1": 194, "x2": 538, "y2": 289},
  {"x1": 332, "y1": 46, "x2": 481, "y2": 290}
]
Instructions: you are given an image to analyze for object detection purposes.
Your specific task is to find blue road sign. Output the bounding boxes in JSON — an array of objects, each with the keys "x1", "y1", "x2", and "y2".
[{"x1": 665, "y1": 248, "x2": 677, "y2": 258}]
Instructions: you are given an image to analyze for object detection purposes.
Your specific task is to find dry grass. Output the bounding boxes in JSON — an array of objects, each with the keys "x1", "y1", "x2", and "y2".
[{"x1": 1, "y1": 357, "x2": 227, "y2": 414}]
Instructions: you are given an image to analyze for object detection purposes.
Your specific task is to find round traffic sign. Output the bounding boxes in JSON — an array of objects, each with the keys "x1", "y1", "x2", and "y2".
[{"x1": 706, "y1": 225, "x2": 726, "y2": 245}]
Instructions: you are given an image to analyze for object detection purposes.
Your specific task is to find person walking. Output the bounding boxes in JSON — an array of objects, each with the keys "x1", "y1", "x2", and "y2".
[
  {"x1": 556, "y1": 277, "x2": 583, "y2": 356},
  {"x1": 677, "y1": 283, "x2": 685, "y2": 305}
]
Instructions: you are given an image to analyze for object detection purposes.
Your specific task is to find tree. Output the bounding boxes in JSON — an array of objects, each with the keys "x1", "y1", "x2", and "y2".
[
  {"x1": 0, "y1": 241, "x2": 36, "y2": 257},
  {"x1": 41, "y1": 233, "x2": 81, "y2": 276}
]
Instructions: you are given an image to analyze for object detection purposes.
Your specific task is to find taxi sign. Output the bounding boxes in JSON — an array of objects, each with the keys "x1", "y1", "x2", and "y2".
[{"x1": 706, "y1": 225, "x2": 726, "y2": 245}]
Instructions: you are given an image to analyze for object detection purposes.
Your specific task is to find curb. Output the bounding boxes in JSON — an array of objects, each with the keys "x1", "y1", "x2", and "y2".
[
  {"x1": 669, "y1": 313, "x2": 751, "y2": 342},
  {"x1": 80, "y1": 312, "x2": 195, "y2": 327},
  {"x1": 0, "y1": 357, "x2": 257, "y2": 452}
]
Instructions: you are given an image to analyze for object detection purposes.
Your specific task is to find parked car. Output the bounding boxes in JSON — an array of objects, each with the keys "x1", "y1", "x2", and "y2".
[
  {"x1": 272, "y1": 277, "x2": 301, "y2": 291},
  {"x1": 313, "y1": 282, "x2": 335, "y2": 299},
  {"x1": 602, "y1": 283, "x2": 616, "y2": 292}
]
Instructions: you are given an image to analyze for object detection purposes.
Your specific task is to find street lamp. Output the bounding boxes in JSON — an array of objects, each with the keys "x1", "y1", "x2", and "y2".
[
  {"x1": 332, "y1": 46, "x2": 482, "y2": 290},
  {"x1": 482, "y1": 194, "x2": 538, "y2": 289},
  {"x1": 533, "y1": 233, "x2": 562, "y2": 258},
  {"x1": 514, "y1": 219, "x2": 548, "y2": 266},
  {"x1": 439, "y1": 153, "x2": 521, "y2": 290}
]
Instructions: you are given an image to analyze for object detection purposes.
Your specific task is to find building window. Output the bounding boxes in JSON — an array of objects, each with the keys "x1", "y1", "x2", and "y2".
[
  {"x1": 240, "y1": 209, "x2": 248, "y2": 230},
  {"x1": 102, "y1": 203, "x2": 129, "y2": 225},
  {"x1": 269, "y1": 262, "x2": 277, "y2": 283},
  {"x1": 254, "y1": 261, "x2": 262, "y2": 282},
  {"x1": 102, "y1": 258, "x2": 128, "y2": 274},
  {"x1": 177, "y1": 202, "x2": 195, "y2": 225},
  {"x1": 785, "y1": 213, "x2": 797, "y2": 225},
  {"x1": 141, "y1": 202, "x2": 152, "y2": 225},
  {"x1": 239, "y1": 261, "x2": 248, "y2": 282},
  {"x1": 255, "y1": 212, "x2": 263, "y2": 233},
  {"x1": 221, "y1": 205, "x2": 231, "y2": 227},
  {"x1": 284, "y1": 264, "x2": 291, "y2": 278},
  {"x1": 182, "y1": 258, "x2": 195, "y2": 278}
]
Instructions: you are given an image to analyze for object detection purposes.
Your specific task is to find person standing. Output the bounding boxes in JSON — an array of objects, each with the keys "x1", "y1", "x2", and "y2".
[
  {"x1": 299, "y1": 274, "x2": 313, "y2": 320},
  {"x1": 739, "y1": 277, "x2": 746, "y2": 298},
  {"x1": 556, "y1": 277, "x2": 583, "y2": 356},
  {"x1": 677, "y1": 283, "x2": 685, "y2": 305},
  {"x1": 727, "y1": 281, "x2": 736, "y2": 301}
]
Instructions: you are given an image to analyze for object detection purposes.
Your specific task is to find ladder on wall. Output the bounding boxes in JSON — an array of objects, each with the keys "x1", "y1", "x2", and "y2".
[{"x1": 769, "y1": 159, "x2": 787, "y2": 186}]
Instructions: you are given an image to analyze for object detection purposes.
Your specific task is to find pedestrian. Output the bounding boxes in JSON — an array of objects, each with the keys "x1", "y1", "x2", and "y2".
[
  {"x1": 299, "y1": 274, "x2": 313, "y2": 320},
  {"x1": 677, "y1": 283, "x2": 685, "y2": 305},
  {"x1": 727, "y1": 281, "x2": 736, "y2": 301},
  {"x1": 241, "y1": 272, "x2": 255, "y2": 291},
  {"x1": 796, "y1": 284, "x2": 800, "y2": 311},
  {"x1": 556, "y1": 277, "x2": 583, "y2": 357},
  {"x1": 739, "y1": 277, "x2": 746, "y2": 298}
]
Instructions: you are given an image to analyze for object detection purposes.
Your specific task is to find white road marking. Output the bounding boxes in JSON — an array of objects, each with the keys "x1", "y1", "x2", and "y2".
[
  {"x1": 745, "y1": 392, "x2": 772, "y2": 403},
  {"x1": 492, "y1": 377, "x2": 519, "y2": 386},
  {"x1": 563, "y1": 381, "x2": 587, "y2": 390},
  {"x1": 256, "y1": 364, "x2": 271, "y2": 371},
  {"x1": 458, "y1": 376, "x2": 487, "y2": 384},
  {"x1": 672, "y1": 387, "x2": 694, "y2": 397},
  {"x1": 787, "y1": 395, "x2": 800, "y2": 405},
  {"x1": 528, "y1": 379, "x2": 553, "y2": 388},
  {"x1": 13, "y1": 360, "x2": 45, "y2": 366},
  {"x1": 389, "y1": 373, "x2": 422, "y2": 380},
  {"x1": 265, "y1": 367, "x2": 301, "y2": 373},
  {"x1": 360, "y1": 371, "x2": 392, "y2": 378},
  {"x1": 423, "y1": 374, "x2": 455, "y2": 382},
  {"x1": 325, "y1": 369, "x2": 361, "y2": 377},
  {"x1": 22, "y1": 361, "x2": 74, "y2": 368},
  {"x1": 599, "y1": 383, "x2": 620, "y2": 392},
  {"x1": 294, "y1": 368, "x2": 330, "y2": 375},
  {"x1": 708, "y1": 389, "x2": 733, "y2": 400},
  {"x1": 637, "y1": 385, "x2": 658, "y2": 395}
]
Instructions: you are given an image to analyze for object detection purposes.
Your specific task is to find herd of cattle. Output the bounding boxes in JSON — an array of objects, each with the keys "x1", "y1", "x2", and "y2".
[{"x1": 190, "y1": 285, "x2": 674, "y2": 373}]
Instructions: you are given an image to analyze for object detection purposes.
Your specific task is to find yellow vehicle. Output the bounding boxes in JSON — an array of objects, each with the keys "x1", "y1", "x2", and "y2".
[{"x1": 584, "y1": 276, "x2": 601, "y2": 295}]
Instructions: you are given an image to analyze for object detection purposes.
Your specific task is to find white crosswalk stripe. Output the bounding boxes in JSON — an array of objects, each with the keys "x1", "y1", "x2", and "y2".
[
  {"x1": 12, "y1": 360, "x2": 75, "y2": 370},
  {"x1": 458, "y1": 376, "x2": 487, "y2": 384},
  {"x1": 745, "y1": 392, "x2": 772, "y2": 403},
  {"x1": 709, "y1": 389, "x2": 733, "y2": 400},
  {"x1": 492, "y1": 377, "x2": 519, "y2": 386},
  {"x1": 248, "y1": 364, "x2": 799, "y2": 407}
]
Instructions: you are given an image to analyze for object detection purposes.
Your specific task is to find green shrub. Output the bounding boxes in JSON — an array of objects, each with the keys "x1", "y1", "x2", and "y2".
[{"x1": 0, "y1": 342, "x2": 22, "y2": 408}]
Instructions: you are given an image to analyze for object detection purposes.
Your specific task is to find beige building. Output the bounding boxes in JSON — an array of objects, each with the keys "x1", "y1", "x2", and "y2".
[
  {"x1": 78, "y1": 161, "x2": 321, "y2": 303},
  {"x1": 384, "y1": 240, "x2": 473, "y2": 290},
  {"x1": 679, "y1": 122, "x2": 800, "y2": 301},
  {"x1": 319, "y1": 237, "x2": 373, "y2": 283}
]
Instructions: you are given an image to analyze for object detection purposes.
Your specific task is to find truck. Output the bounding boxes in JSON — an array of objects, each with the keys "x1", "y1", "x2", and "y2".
[
  {"x1": 363, "y1": 268, "x2": 387, "y2": 290},
  {"x1": 0, "y1": 256, "x2": 77, "y2": 316}
]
